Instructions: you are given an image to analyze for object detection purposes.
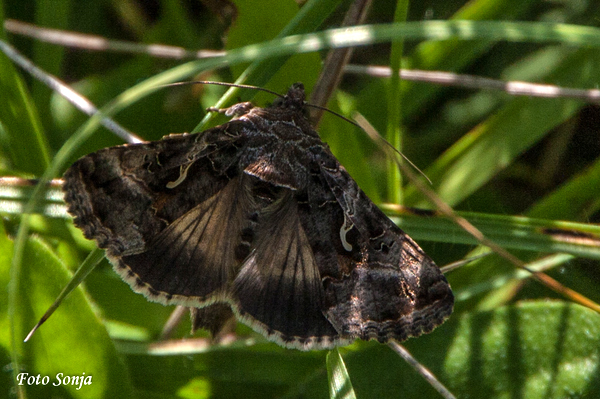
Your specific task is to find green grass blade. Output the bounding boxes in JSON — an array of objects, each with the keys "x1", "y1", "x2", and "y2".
[
  {"x1": 402, "y1": 0, "x2": 537, "y2": 117},
  {"x1": 0, "y1": 29, "x2": 51, "y2": 175},
  {"x1": 385, "y1": 0, "x2": 409, "y2": 204},
  {"x1": 0, "y1": 178, "x2": 67, "y2": 217},
  {"x1": 327, "y1": 348, "x2": 357, "y2": 399},
  {"x1": 195, "y1": 0, "x2": 343, "y2": 131},
  {"x1": 528, "y1": 155, "x2": 600, "y2": 220},
  {"x1": 405, "y1": 47, "x2": 600, "y2": 207},
  {"x1": 387, "y1": 208, "x2": 600, "y2": 259}
]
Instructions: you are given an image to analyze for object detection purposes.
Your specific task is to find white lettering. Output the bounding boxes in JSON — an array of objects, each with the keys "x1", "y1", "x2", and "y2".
[
  {"x1": 16, "y1": 373, "x2": 28, "y2": 385},
  {"x1": 73, "y1": 373, "x2": 86, "y2": 390},
  {"x1": 83, "y1": 375, "x2": 93, "y2": 387},
  {"x1": 16, "y1": 373, "x2": 50, "y2": 386},
  {"x1": 53, "y1": 372, "x2": 91, "y2": 389}
]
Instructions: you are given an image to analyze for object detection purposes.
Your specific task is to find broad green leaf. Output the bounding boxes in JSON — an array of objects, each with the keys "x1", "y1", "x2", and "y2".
[
  {"x1": 336, "y1": 301, "x2": 600, "y2": 399},
  {"x1": 3, "y1": 223, "x2": 134, "y2": 399},
  {"x1": 124, "y1": 344, "x2": 329, "y2": 398},
  {"x1": 444, "y1": 301, "x2": 600, "y2": 399}
]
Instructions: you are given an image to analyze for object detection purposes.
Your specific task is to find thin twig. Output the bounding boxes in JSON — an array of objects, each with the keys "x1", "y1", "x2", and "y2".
[
  {"x1": 345, "y1": 64, "x2": 600, "y2": 102},
  {"x1": 309, "y1": 0, "x2": 373, "y2": 125},
  {"x1": 0, "y1": 39, "x2": 142, "y2": 144},
  {"x1": 160, "y1": 306, "x2": 189, "y2": 340},
  {"x1": 4, "y1": 19, "x2": 225, "y2": 59},
  {"x1": 7, "y1": 19, "x2": 600, "y2": 103},
  {"x1": 388, "y1": 341, "x2": 456, "y2": 399}
]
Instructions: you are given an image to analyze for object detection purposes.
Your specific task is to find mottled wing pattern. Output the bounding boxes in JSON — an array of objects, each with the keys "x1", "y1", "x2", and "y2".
[
  {"x1": 119, "y1": 176, "x2": 255, "y2": 303},
  {"x1": 315, "y1": 151, "x2": 454, "y2": 342},
  {"x1": 64, "y1": 121, "x2": 246, "y2": 257},
  {"x1": 63, "y1": 83, "x2": 453, "y2": 351},
  {"x1": 63, "y1": 121, "x2": 248, "y2": 304}
]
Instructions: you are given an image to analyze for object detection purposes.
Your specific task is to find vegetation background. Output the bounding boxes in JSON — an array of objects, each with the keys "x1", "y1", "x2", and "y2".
[{"x1": 1, "y1": 0, "x2": 600, "y2": 398}]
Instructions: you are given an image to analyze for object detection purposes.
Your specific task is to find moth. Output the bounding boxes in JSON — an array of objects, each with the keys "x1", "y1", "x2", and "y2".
[{"x1": 63, "y1": 83, "x2": 454, "y2": 350}]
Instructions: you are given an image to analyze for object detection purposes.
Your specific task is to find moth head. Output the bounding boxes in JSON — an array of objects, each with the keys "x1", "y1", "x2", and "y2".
[{"x1": 272, "y1": 82, "x2": 307, "y2": 112}]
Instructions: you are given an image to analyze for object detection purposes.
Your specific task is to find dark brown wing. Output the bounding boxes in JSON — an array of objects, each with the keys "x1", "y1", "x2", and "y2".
[
  {"x1": 118, "y1": 176, "x2": 256, "y2": 304},
  {"x1": 63, "y1": 122, "x2": 248, "y2": 303},
  {"x1": 231, "y1": 190, "x2": 344, "y2": 350},
  {"x1": 63, "y1": 123, "x2": 246, "y2": 254},
  {"x1": 313, "y1": 150, "x2": 454, "y2": 343}
]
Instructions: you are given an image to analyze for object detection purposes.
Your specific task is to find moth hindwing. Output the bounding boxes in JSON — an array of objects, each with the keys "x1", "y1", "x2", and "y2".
[{"x1": 63, "y1": 83, "x2": 454, "y2": 350}]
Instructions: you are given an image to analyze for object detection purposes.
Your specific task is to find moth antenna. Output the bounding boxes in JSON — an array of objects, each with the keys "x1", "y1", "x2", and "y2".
[
  {"x1": 302, "y1": 102, "x2": 431, "y2": 185},
  {"x1": 352, "y1": 113, "x2": 433, "y2": 185},
  {"x1": 163, "y1": 81, "x2": 431, "y2": 185},
  {"x1": 159, "y1": 81, "x2": 284, "y2": 99},
  {"x1": 304, "y1": 103, "x2": 364, "y2": 130},
  {"x1": 384, "y1": 137, "x2": 432, "y2": 186},
  {"x1": 303, "y1": 103, "x2": 431, "y2": 185},
  {"x1": 163, "y1": 81, "x2": 359, "y2": 128}
]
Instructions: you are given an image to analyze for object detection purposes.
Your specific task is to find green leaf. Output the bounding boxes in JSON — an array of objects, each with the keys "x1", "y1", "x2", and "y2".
[
  {"x1": 2, "y1": 221, "x2": 134, "y2": 398},
  {"x1": 387, "y1": 208, "x2": 600, "y2": 260},
  {"x1": 226, "y1": 0, "x2": 322, "y2": 96},
  {"x1": 402, "y1": 0, "x2": 536, "y2": 118},
  {"x1": 0, "y1": 12, "x2": 51, "y2": 175},
  {"x1": 124, "y1": 344, "x2": 329, "y2": 398},
  {"x1": 528, "y1": 155, "x2": 600, "y2": 220},
  {"x1": 444, "y1": 301, "x2": 600, "y2": 398}
]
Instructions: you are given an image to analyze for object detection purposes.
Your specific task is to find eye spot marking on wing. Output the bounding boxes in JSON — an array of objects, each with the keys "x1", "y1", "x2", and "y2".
[{"x1": 340, "y1": 213, "x2": 354, "y2": 252}]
